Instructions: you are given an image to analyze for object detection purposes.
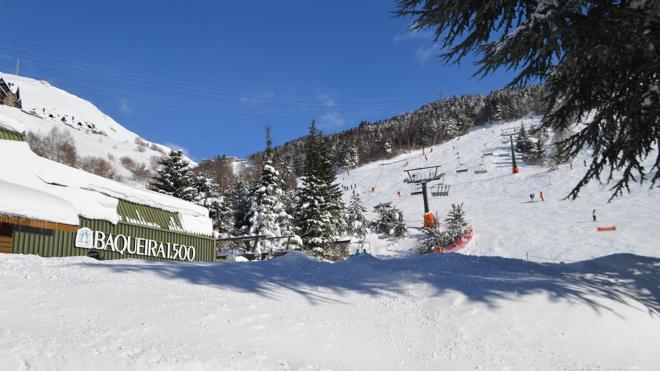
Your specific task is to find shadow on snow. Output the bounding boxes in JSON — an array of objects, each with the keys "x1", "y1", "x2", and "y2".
[{"x1": 77, "y1": 252, "x2": 660, "y2": 316}]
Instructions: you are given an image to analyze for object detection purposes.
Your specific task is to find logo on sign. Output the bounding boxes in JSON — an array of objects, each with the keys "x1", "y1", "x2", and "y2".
[{"x1": 75, "y1": 227, "x2": 94, "y2": 249}]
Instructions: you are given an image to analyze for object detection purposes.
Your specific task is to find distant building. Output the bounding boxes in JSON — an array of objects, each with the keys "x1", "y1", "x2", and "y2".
[{"x1": 0, "y1": 78, "x2": 22, "y2": 109}]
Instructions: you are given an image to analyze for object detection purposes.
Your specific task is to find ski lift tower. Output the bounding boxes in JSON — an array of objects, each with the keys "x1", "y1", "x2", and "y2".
[
  {"x1": 500, "y1": 126, "x2": 521, "y2": 174},
  {"x1": 404, "y1": 165, "x2": 444, "y2": 214}
]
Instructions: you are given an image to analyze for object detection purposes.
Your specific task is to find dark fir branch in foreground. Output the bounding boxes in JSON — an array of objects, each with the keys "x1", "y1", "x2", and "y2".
[{"x1": 396, "y1": 0, "x2": 660, "y2": 200}]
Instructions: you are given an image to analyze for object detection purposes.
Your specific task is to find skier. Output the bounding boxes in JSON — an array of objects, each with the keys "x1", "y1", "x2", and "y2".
[
  {"x1": 592, "y1": 209, "x2": 597, "y2": 222},
  {"x1": 529, "y1": 193, "x2": 535, "y2": 202}
]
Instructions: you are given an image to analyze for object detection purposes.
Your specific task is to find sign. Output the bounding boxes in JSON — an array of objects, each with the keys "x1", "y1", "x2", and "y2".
[{"x1": 75, "y1": 228, "x2": 196, "y2": 262}]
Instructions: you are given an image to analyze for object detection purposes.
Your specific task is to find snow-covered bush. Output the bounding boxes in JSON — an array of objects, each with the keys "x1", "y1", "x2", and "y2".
[
  {"x1": 418, "y1": 204, "x2": 469, "y2": 254},
  {"x1": 346, "y1": 191, "x2": 368, "y2": 240},
  {"x1": 372, "y1": 202, "x2": 406, "y2": 238}
]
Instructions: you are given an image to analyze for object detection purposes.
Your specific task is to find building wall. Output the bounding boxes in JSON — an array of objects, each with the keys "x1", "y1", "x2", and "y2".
[
  {"x1": 0, "y1": 127, "x2": 25, "y2": 141},
  {"x1": 12, "y1": 217, "x2": 216, "y2": 262}
]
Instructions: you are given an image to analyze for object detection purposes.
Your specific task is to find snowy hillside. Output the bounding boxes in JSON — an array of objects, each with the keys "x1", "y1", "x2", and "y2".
[
  {"x1": 339, "y1": 116, "x2": 660, "y2": 262},
  {"x1": 1, "y1": 252, "x2": 657, "y2": 370},
  {"x1": 0, "y1": 72, "x2": 191, "y2": 183}
]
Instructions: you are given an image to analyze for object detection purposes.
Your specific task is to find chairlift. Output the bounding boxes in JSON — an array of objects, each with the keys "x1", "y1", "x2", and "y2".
[
  {"x1": 474, "y1": 166, "x2": 488, "y2": 174},
  {"x1": 456, "y1": 168, "x2": 468, "y2": 173},
  {"x1": 432, "y1": 183, "x2": 450, "y2": 197}
]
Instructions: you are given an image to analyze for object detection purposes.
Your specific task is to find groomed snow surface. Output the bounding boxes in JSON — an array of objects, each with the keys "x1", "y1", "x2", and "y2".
[{"x1": 0, "y1": 252, "x2": 658, "y2": 370}]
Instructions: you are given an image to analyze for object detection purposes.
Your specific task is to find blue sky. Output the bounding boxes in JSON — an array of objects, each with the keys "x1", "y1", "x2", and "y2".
[{"x1": 0, "y1": 0, "x2": 516, "y2": 160}]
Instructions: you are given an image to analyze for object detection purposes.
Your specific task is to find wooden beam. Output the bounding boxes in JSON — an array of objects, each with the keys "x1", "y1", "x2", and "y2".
[{"x1": 0, "y1": 214, "x2": 78, "y2": 233}]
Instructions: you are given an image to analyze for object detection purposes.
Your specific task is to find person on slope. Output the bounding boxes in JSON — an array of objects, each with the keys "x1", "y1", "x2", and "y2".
[
  {"x1": 592, "y1": 209, "x2": 597, "y2": 223},
  {"x1": 529, "y1": 193, "x2": 535, "y2": 202}
]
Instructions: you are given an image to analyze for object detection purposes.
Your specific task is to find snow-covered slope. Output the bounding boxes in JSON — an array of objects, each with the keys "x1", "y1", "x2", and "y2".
[
  {"x1": 0, "y1": 252, "x2": 657, "y2": 370},
  {"x1": 0, "y1": 72, "x2": 191, "y2": 181},
  {"x1": 339, "y1": 116, "x2": 660, "y2": 262}
]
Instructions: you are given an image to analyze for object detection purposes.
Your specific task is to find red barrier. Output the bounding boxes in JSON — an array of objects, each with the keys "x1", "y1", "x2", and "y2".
[
  {"x1": 597, "y1": 226, "x2": 617, "y2": 232},
  {"x1": 435, "y1": 226, "x2": 474, "y2": 253}
]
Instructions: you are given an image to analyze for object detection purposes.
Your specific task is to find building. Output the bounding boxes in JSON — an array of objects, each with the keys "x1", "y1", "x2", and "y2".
[
  {"x1": 0, "y1": 112, "x2": 216, "y2": 262},
  {"x1": 0, "y1": 78, "x2": 22, "y2": 109}
]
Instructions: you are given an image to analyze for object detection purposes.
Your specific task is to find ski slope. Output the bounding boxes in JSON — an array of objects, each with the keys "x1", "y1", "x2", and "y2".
[
  {"x1": 0, "y1": 72, "x2": 192, "y2": 182},
  {"x1": 0, "y1": 252, "x2": 658, "y2": 370},
  {"x1": 339, "y1": 117, "x2": 660, "y2": 262}
]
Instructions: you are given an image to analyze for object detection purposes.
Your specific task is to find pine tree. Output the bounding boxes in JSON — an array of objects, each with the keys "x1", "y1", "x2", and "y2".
[
  {"x1": 226, "y1": 177, "x2": 252, "y2": 233},
  {"x1": 295, "y1": 121, "x2": 336, "y2": 254},
  {"x1": 516, "y1": 124, "x2": 532, "y2": 153},
  {"x1": 245, "y1": 126, "x2": 301, "y2": 256},
  {"x1": 396, "y1": 0, "x2": 660, "y2": 200},
  {"x1": 373, "y1": 202, "x2": 406, "y2": 238},
  {"x1": 149, "y1": 150, "x2": 197, "y2": 201},
  {"x1": 208, "y1": 198, "x2": 235, "y2": 237},
  {"x1": 445, "y1": 204, "x2": 468, "y2": 241},
  {"x1": 346, "y1": 191, "x2": 368, "y2": 240},
  {"x1": 192, "y1": 173, "x2": 221, "y2": 208}
]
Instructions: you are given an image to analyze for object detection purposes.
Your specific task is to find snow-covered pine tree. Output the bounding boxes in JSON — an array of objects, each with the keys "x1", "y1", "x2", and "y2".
[
  {"x1": 245, "y1": 126, "x2": 301, "y2": 256},
  {"x1": 319, "y1": 137, "x2": 347, "y2": 237},
  {"x1": 346, "y1": 191, "x2": 368, "y2": 240},
  {"x1": 192, "y1": 172, "x2": 221, "y2": 208},
  {"x1": 295, "y1": 121, "x2": 335, "y2": 255},
  {"x1": 373, "y1": 202, "x2": 406, "y2": 238},
  {"x1": 516, "y1": 124, "x2": 533, "y2": 154},
  {"x1": 226, "y1": 176, "x2": 252, "y2": 233},
  {"x1": 149, "y1": 150, "x2": 197, "y2": 202},
  {"x1": 445, "y1": 204, "x2": 468, "y2": 241},
  {"x1": 208, "y1": 198, "x2": 234, "y2": 237}
]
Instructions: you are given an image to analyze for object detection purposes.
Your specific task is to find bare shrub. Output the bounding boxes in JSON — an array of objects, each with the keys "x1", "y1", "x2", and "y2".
[
  {"x1": 135, "y1": 145, "x2": 146, "y2": 153},
  {"x1": 150, "y1": 143, "x2": 166, "y2": 155},
  {"x1": 26, "y1": 128, "x2": 78, "y2": 167},
  {"x1": 120, "y1": 156, "x2": 154, "y2": 184},
  {"x1": 107, "y1": 153, "x2": 115, "y2": 161},
  {"x1": 134, "y1": 137, "x2": 148, "y2": 147},
  {"x1": 78, "y1": 156, "x2": 118, "y2": 180}
]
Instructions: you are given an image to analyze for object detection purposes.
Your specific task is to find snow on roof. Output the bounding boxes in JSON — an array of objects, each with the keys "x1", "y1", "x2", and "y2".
[
  {"x1": 0, "y1": 140, "x2": 213, "y2": 236},
  {"x1": 0, "y1": 111, "x2": 24, "y2": 133},
  {"x1": 0, "y1": 179, "x2": 79, "y2": 226}
]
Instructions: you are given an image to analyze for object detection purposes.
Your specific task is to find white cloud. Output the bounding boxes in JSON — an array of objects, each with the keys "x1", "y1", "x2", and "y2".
[
  {"x1": 317, "y1": 91, "x2": 336, "y2": 107},
  {"x1": 415, "y1": 45, "x2": 435, "y2": 64},
  {"x1": 393, "y1": 29, "x2": 433, "y2": 43},
  {"x1": 319, "y1": 112, "x2": 347, "y2": 129},
  {"x1": 118, "y1": 98, "x2": 132, "y2": 114},
  {"x1": 240, "y1": 91, "x2": 275, "y2": 105}
]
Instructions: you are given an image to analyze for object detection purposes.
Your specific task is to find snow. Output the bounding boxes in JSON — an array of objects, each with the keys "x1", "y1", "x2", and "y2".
[
  {"x1": 0, "y1": 72, "x2": 194, "y2": 181},
  {"x1": 0, "y1": 251, "x2": 658, "y2": 370},
  {"x1": 0, "y1": 179, "x2": 79, "y2": 225},
  {"x1": 338, "y1": 117, "x2": 660, "y2": 262},
  {"x1": 0, "y1": 140, "x2": 213, "y2": 235}
]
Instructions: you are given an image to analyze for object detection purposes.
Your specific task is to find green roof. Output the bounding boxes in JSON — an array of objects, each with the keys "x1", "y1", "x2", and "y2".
[
  {"x1": 116, "y1": 199, "x2": 184, "y2": 232},
  {"x1": 0, "y1": 126, "x2": 25, "y2": 141}
]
